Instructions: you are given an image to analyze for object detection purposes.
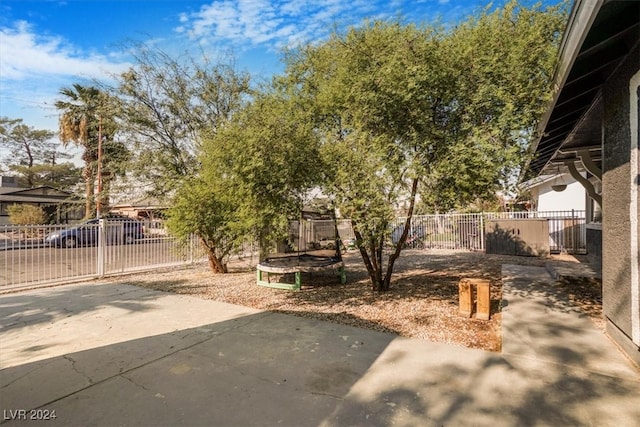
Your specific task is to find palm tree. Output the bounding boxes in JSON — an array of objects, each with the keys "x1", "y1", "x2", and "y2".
[{"x1": 55, "y1": 84, "x2": 113, "y2": 218}]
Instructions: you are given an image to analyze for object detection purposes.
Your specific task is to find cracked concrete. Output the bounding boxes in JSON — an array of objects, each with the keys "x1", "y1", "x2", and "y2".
[
  {"x1": 1, "y1": 271, "x2": 639, "y2": 426},
  {"x1": 62, "y1": 356, "x2": 94, "y2": 386},
  {"x1": 120, "y1": 374, "x2": 153, "y2": 393}
]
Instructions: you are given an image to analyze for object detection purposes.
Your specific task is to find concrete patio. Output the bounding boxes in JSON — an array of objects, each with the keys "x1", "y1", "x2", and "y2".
[{"x1": 1, "y1": 264, "x2": 638, "y2": 426}]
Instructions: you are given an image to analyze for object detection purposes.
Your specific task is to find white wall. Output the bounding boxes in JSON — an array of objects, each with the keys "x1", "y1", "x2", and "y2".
[{"x1": 532, "y1": 176, "x2": 586, "y2": 212}]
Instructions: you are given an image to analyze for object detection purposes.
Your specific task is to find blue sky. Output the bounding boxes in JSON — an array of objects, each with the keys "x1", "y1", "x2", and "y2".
[{"x1": 0, "y1": 0, "x2": 562, "y2": 139}]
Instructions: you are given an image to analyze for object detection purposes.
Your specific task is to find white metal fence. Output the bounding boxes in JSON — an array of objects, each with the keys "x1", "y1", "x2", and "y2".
[
  {"x1": 338, "y1": 210, "x2": 586, "y2": 253},
  {"x1": 0, "y1": 221, "x2": 208, "y2": 291},
  {"x1": 1, "y1": 210, "x2": 587, "y2": 290}
]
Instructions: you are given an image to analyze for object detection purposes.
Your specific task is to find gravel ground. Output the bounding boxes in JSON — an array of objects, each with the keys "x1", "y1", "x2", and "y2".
[{"x1": 113, "y1": 249, "x2": 602, "y2": 353}]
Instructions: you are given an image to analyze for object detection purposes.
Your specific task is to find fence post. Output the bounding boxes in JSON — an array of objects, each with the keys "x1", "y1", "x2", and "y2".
[
  {"x1": 97, "y1": 219, "x2": 105, "y2": 277},
  {"x1": 572, "y1": 209, "x2": 577, "y2": 253},
  {"x1": 189, "y1": 233, "x2": 195, "y2": 264},
  {"x1": 118, "y1": 222, "x2": 125, "y2": 273},
  {"x1": 480, "y1": 213, "x2": 485, "y2": 251}
]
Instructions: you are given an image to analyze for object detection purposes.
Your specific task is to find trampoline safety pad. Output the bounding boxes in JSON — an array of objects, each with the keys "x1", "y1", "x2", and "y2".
[{"x1": 256, "y1": 254, "x2": 346, "y2": 290}]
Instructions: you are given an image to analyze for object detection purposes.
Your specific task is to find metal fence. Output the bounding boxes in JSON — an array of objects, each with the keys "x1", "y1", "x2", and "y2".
[
  {"x1": 339, "y1": 210, "x2": 586, "y2": 254},
  {"x1": 486, "y1": 210, "x2": 586, "y2": 253},
  {"x1": 1, "y1": 210, "x2": 587, "y2": 290},
  {"x1": 0, "y1": 221, "x2": 208, "y2": 291}
]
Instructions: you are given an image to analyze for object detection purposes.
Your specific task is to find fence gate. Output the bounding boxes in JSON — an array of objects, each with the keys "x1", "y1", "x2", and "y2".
[{"x1": 348, "y1": 211, "x2": 587, "y2": 254}]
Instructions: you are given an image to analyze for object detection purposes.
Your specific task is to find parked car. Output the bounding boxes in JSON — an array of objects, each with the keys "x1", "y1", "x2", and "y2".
[{"x1": 45, "y1": 216, "x2": 144, "y2": 248}]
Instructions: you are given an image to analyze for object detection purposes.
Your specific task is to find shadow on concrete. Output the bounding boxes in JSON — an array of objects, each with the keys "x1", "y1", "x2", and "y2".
[
  {"x1": 4, "y1": 307, "x2": 638, "y2": 427},
  {"x1": 271, "y1": 309, "x2": 403, "y2": 336},
  {"x1": 320, "y1": 341, "x2": 640, "y2": 427},
  {"x1": 0, "y1": 283, "x2": 179, "y2": 333},
  {"x1": 0, "y1": 310, "x2": 396, "y2": 427},
  {"x1": 1, "y1": 277, "x2": 639, "y2": 426}
]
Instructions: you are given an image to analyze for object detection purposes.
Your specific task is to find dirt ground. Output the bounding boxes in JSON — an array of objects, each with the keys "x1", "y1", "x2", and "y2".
[{"x1": 117, "y1": 249, "x2": 602, "y2": 352}]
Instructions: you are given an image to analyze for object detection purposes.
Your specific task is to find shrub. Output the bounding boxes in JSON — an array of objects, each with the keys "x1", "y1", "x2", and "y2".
[{"x1": 7, "y1": 204, "x2": 47, "y2": 225}]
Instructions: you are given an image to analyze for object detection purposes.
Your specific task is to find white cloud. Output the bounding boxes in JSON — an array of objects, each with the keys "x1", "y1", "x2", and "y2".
[
  {"x1": 0, "y1": 21, "x2": 130, "y2": 81},
  {"x1": 178, "y1": 0, "x2": 386, "y2": 50},
  {"x1": 0, "y1": 21, "x2": 132, "y2": 134}
]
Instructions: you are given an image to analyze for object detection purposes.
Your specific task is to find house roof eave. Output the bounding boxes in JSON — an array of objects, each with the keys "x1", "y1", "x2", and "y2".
[
  {"x1": 527, "y1": 0, "x2": 639, "y2": 177},
  {"x1": 527, "y1": 0, "x2": 603, "y2": 170}
]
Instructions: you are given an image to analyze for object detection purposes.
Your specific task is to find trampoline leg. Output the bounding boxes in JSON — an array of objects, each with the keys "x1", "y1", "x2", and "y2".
[
  {"x1": 257, "y1": 268, "x2": 272, "y2": 285},
  {"x1": 294, "y1": 272, "x2": 301, "y2": 290},
  {"x1": 338, "y1": 267, "x2": 346, "y2": 284}
]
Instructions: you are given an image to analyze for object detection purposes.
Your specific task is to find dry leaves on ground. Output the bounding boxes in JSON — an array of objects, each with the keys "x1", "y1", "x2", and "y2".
[
  {"x1": 557, "y1": 275, "x2": 604, "y2": 330},
  {"x1": 114, "y1": 249, "x2": 600, "y2": 352}
]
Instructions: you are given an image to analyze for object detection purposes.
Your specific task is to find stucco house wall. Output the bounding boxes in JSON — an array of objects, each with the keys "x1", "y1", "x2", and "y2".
[
  {"x1": 601, "y1": 40, "x2": 640, "y2": 363},
  {"x1": 526, "y1": 1, "x2": 639, "y2": 365}
]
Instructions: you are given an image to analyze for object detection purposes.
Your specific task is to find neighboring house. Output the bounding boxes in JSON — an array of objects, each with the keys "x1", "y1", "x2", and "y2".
[
  {"x1": 527, "y1": 1, "x2": 639, "y2": 365},
  {"x1": 521, "y1": 173, "x2": 592, "y2": 254},
  {"x1": 110, "y1": 199, "x2": 168, "y2": 235},
  {"x1": 522, "y1": 173, "x2": 589, "y2": 213},
  {"x1": 0, "y1": 176, "x2": 83, "y2": 225},
  {"x1": 110, "y1": 199, "x2": 167, "y2": 220}
]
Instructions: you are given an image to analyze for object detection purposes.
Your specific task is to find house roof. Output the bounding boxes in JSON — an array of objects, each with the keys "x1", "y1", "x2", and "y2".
[
  {"x1": 528, "y1": 0, "x2": 640, "y2": 176},
  {"x1": 521, "y1": 174, "x2": 560, "y2": 189},
  {"x1": 0, "y1": 187, "x2": 22, "y2": 195},
  {"x1": 520, "y1": 171, "x2": 587, "y2": 191},
  {"x1": 111, "y1": 198, "x2": 167, "y2": 210},
  {"x1": 0, "y1": 186, "x2": 81, "y2": 204}
]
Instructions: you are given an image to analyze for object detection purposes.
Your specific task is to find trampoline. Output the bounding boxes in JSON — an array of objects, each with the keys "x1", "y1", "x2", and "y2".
[{"x1": 257, "y1": 211, "x2": 346, "y2": 290}]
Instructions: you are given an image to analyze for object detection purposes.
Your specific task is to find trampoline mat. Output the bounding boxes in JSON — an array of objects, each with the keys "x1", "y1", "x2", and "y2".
[{"x1": 258, "y1": 253, "x2": 343, "y2": 273}]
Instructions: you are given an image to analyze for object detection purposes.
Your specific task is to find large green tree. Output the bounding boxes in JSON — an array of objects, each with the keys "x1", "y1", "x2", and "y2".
[
  {"x1": 283, "y1": 22, "x2": 454, "y2": 291},
  {"x1": 0, "y1": 117, "x2": 81, "y2": 190},
  {"x1": 428, "y1": 0, "x2": 567, "y2": 210},
  {"x1": 56, "y1": 83, "x2": 102, "y2": 217},
  {"x1": 167, "y1": 90, "x2": 322, "y2": 272},
  {"x1": 280, "y1": 0, "x2": 565, "y2": 291},
  {"x1": 114, "y1": 45, "x2": 251, "y2": 199}
]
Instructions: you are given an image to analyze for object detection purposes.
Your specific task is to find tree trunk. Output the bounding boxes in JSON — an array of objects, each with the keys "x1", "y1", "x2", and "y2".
[
  {"x1": 25, "y1": 143, "x2": 35, "y2": 187},
  {"x1": 83, "y1": 165, "x2": 95, "y2": 218},
  {"x1": 206, "y1": 247, "x2": 228, "y2": 273},
  {"x1": 352, "y1": 225, "x2": 387, "y2": 292},
  {"x1": 353, "y1": 177, "x2": 420, "y2": 293},
  {"x1": 383, "y1": 177, "x2": 419, "y2": 289},
  {"x1": 200, "y1": 237, "x2": 228, "y2": 273}
]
